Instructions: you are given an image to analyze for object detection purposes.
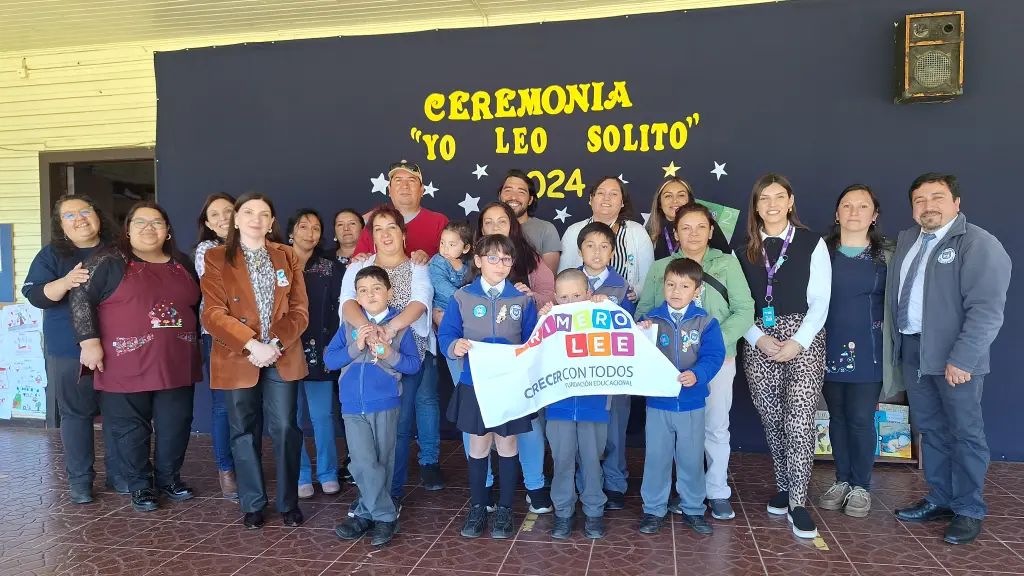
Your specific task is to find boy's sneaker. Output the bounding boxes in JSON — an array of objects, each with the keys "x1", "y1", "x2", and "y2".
[
  {"x1": 338, "y1": 459, "x2": 355, "y2": 485},
  {"x1": 371, "y1": 519, "x2": 399, "y2": 546},
  {"x1": 461, "y1": 504, "x2": 488, "y2": 538},
  {"x1": 767, "y1": 491, "x2": 789, "y2": 515},
  {"x1": 843, "y1": 487, "x2": 872, "y2": 518},
  {"x1": 420, "y1": 464, "x2": 446, "y2": 491},
  {"x1": 335, "y1": 516, "x2": 373, "y2": 540},
  {"x1": 787, "y1": 506, "x2": 818, "y2": 539},
  {"x1": 604, "y1": 490, "x2": 625, "y2": 511},
  {"x1": 639, "y1": 513, "x2": 665, "y2": 534},
  {"x1": 681, "y1": 514, "x2": 714, "y2": 535},
  {"x1": 70, "y1": 484, "x2": 94, "y2": 504},
  {"x1": 551, "y1": 514, "x2": 574, "y2": 539},
  {"x1": 526, "y1": 489, "x2": 553, "y2": 514},
  {"x1": 584, "y1": 515, "x2": 605, "y2": 539},
  {"x1": 491, "y1": 506, "x2": 515, "y2": 539},
  {"x1": 818, "y1": 481, "x2": 851, "y2": 511},
  {"x1": 668, "y1": 497, "x2": 682, "y2": 515},
  {"x1": 392, "y1": 496, "x2": 403, "y2": 518},
  {"x1": 709, "y1": 499, "x2": 736, "y2": 520},
  {"x1": 348, "y1": 496, "x2": 360, "y2": 518}
]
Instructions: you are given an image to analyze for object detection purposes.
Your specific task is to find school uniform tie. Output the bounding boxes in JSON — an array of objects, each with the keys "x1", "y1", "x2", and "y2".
[
  {"x1": 487, "y1": 288, "x2": 500, "y2": 300},
  {"x1": 671, "y1": 312, "x2": 683, "y2": 325},
  {"x1": 897, "y1": 232, "x2": 936, "y2": 332},
  {"x1": 588, "y1": 277, "x2": 599, "y2": 291}
]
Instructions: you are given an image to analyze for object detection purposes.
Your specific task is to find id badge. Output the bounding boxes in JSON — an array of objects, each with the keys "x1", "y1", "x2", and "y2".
[{"x1": 762, "y1": 306, "x2": 776, "y2": 327}]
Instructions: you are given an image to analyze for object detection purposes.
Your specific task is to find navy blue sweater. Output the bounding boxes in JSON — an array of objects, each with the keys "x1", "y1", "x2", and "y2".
[{"x1": 22, "y1": 243, "x2": 103, "y2": 358}]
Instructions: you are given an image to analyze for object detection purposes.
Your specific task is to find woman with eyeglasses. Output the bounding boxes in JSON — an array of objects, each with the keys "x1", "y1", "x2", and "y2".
[
  {"x1": 200, "y1": 192, "x2": 309, "y2": 530},
  {"x1": 194, "y1": 192, "x2": 238, "y2": 498},
  {"x1": 22, "y1": 194, "x2": 121, "y2": 504},
  {"x1": 70, "y1": 201, "x2": 202, "y2": 513}
]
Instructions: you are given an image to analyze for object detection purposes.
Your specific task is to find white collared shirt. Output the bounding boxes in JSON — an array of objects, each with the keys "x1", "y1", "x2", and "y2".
[
  {"x1": 743, "y1": 223, "x2": 833, "y2": 350},
  {"x1": 480, "y1": 278, "x2": 507, "y2": 296},
  {"x1": 585, "y1": 267, "x2": 610, "y2": 291},
  {"x1": 667, "y1": 302, "x2": 691, "y2": 321},
  {"x1": 366, "y1": 309, "x2": 389, "y2": 324},
  {"x1": 897, "y1": 216, "x2": 957, "y2": 334}
]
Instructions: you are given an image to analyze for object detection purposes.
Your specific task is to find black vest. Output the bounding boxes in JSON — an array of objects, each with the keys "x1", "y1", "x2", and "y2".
[{"x1": 739, "y1": 227, "x2": 818, "y2": 319}]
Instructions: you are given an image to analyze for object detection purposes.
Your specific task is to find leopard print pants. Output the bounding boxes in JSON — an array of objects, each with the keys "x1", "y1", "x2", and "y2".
[{"x1": 741, "y1": 313, "x2": 826, "y2": 508}]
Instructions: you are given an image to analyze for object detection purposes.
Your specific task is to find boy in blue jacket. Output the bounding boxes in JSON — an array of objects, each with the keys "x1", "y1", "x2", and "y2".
[
  {"x1": 636, "y1": 258, "x2": 725, "y2": 536},
  {"x1": 576, "y1": 221, "x2": 635, "y2": 511},
  {"x1": 324, "y1": 266, "x2": 422, "y2": 547},
  {"x1": 537, "y1": 269, "x2": 613, "y2": 540}
]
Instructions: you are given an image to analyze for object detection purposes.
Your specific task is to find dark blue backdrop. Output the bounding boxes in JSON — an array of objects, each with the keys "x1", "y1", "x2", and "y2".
[{"x1": 155, "y1": 0, "x2": 1022, "y2": 459}]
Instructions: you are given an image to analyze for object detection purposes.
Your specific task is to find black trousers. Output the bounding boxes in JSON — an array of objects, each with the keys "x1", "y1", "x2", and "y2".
[
  {"x1": 48, "y1": 354, "x2": 120, "y2": 488},
  {"x1": 224, "y1": 367, "x2": 302, "y2": 513},
  {"x1": 99, "y1": 386, "x2": 195, "y2": 492},
  {"x1": 822, "y1": 380, "x2": 882, "y2": 490}
]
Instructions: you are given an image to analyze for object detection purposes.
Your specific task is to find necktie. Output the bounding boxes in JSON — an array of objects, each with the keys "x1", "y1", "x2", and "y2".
[
  {"x1": 588, "y1": 277, "x2": 599, "y2": 291},
  {"x1": 369, "y1": 317, "x2": 378, "y2": 325},
  {"x1": 487, "y1": 288, "x2": 500, "y2": 300},
  {"x1": 671, "y1": 312, "x2": 683, "y2": 324},
  {"x1": 897, "y1": 232, "x2": 936, "y2": 332}
]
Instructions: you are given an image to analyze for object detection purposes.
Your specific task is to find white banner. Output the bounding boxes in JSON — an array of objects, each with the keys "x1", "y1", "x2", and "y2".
[{"x1": 468, "y1": 300, "x2": 681, "y2": 428}]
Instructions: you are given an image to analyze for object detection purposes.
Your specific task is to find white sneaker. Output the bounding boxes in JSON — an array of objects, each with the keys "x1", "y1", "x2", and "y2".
[{"x1": 298, "y1": 484, "x2": 315, "y2": 499}]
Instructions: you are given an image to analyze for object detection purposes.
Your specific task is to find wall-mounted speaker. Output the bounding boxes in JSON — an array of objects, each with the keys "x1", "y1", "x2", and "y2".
[{"x1": 895, "y1": 11, "x2": 964, "y2": 104}]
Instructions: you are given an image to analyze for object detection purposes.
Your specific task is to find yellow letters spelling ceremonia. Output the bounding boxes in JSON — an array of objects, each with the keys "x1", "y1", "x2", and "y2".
[{"x1": 423, "y1": 81, "x2": 633, "y2": 122}]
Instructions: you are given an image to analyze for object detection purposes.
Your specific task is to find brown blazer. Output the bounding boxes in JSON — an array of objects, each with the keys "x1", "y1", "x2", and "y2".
[{"x1": 200, "y1": 241, "x2": 309, "y2": 389}]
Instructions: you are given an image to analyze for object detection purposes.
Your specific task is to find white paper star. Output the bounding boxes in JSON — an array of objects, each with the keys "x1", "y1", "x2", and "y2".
[
  {"x1": 458, "y1": 193, "x2": 481, "y2": 215},
  {"x1": 423, "y1": 181, "x2": 438, "y2": 197},
  {"x1": 642, "y1": 212, "x2": 651, "y2": 226},
  {"x1": 554, "y1": 207, "x2": 571, "y2": 223},
  {"x1": 711, "y1": 161, "x2": 728, "y2": 181},
  {"x1": 618, "y1": 174, "x2": 629, "y2": 184},
  {"x1": 472, "y1": 164, "x2": 489, "y2": 180},
  {"x1": 662, "y1": 161, "x2": 680, "y2": 178},
  {"x1": 370, "y1": 173, "x2": 388, "y2": 195}
]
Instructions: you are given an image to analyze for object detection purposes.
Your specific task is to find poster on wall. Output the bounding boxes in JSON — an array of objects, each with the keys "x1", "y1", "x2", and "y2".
[{"x1": 0, "y1": 303, "x2": 47, "y2": 420}]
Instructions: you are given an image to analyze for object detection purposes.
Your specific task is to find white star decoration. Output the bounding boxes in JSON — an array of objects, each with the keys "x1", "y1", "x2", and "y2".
[
  {"x1": 423, "y1": 181, "x2": 438, "y2": 197},
  {"x1": 618, "y1": 174, "x2": 629, "y2": 184},
  {"x1": 554, "y1": 207, "x2": 571, "y2": 223},
  {"x1": 711, "y1": 161, "x2": 728, "y2": 181},
  {"x1": 370, "y1": 173, "x2": 388, "y2": 194},
  {"x1": 642, "y1": 212, "x2": 651, "y2": 226},
  {"x1": 472, "y1": 164, "x2": 489, "y2": 180},
  {"x1": 458, "y1": 193, "x2": 481, "y2": 215}
]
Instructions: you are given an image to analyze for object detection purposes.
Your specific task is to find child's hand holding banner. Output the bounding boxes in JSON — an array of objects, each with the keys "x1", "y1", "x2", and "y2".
[{"x1": 467, "y1": 300, "x2": 682, "y2": 428}]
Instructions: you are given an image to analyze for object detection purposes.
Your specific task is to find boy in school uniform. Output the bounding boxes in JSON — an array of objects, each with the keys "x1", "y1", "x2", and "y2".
[
  {"x1": 325, "y1": 266, "x2": 423, "y2": 547},
  {"x1": 575, "y1": 221, "x2": 634, "y2": 510},
  {"x1": 636, "y1": 258, "x2": 726, "y2": 535},
  {"x1": 537, "y1": 269, "x2": 612, "y2": 540}
]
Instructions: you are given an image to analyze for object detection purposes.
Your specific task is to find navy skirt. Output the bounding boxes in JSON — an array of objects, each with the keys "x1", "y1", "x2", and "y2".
[{"x1": 447, "y1": 383, "x2": 534, "y2": 437}]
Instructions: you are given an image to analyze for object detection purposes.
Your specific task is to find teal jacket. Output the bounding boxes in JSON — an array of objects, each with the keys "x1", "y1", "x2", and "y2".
[{"x1": 636, "y1": 247, "x2": 754, "y2": 359}]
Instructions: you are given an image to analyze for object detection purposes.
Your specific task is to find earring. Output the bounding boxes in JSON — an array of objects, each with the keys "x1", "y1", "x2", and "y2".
[
  {"x1": 835, "y1": 219, "x2": 839, "y2": 224},
  {"x1": 167, "y1": 233, "x2": 172, "y2": 239},
  {"x1": 288, "y1": 238, "x2": 293, "y2": 244}
]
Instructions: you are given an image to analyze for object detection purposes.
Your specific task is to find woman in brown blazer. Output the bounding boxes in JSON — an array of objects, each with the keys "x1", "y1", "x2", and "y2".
[{"x1": 200, "y1": 192, "x2": 310, "y2": 530}]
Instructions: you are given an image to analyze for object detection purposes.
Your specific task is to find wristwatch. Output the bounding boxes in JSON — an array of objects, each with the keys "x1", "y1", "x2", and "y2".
[{"x1": 270, "y1": 338, "x2": 284, "y2": 353}]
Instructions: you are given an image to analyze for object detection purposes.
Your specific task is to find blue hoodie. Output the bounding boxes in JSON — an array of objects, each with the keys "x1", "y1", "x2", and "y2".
[
  {"x1": 324, "y1": 307, "x2": 422, "y2": 415},
  {"x1": 578, "y1": 265, "x2": 636, "y2": 317},
  {"x1": 437, "y1": 278, "x2": 538, "y2": 387},
  {"x1": 642, "y1": 301, "x2": 726, "y2": 413},
  {"x1": 545, "y1": 392, "x2": 611, "y2": 423}
]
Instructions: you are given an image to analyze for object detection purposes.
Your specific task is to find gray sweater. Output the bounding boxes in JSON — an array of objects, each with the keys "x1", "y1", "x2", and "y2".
[{"x1": 885, "y1": 213, "x2": 1011, "y2": 376}]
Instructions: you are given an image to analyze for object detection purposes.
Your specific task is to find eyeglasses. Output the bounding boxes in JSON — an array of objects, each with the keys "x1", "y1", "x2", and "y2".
[
  {"x1": 389, "y1": 160, "x2": 421, "y2": 174},
  {"x1": 61, "y1": 209, "x2": 94, "y2": 221},
  {"x1": 131, "y1": 218, "x2": 167, "y2": 230},
  {"x1": 484, "y1": 254, "x2": 513, "y2": 266}
]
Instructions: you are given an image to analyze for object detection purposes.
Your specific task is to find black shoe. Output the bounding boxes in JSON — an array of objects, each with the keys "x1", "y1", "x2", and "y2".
[
  {"x1": 348, "y1": 495, "x2": 361, "y2": 518},
  {"x1": 282, "y1": 507, "x2": 304, "y2": 527},
  {"x1": 105, "y1": 477, "x2": 130, "y2": 495},
  {"x1": 371, "y1": 519, "x2": 399, "y2": 546},
  {"x1": 491, "y1": 505, "x2": 515, "y2": 539},
  {"x1": 159, "y1": 481, "x2": 195, "y2": 501},
  {"x1": 639, "y1": 513, "x2": 665, "y2": 534},
  {"x1": 584, "y1": 515, "x2": 605, "y2": 539},
  {"x1": 604, "y1": 490, "x2": 625, "y2": 511},
  {"x1": 244, "y1": 511, "x2": 265, "y2": 530},
  {"x1": 131, "y1": 488, "x2": 159, "y2": 512},
  {"x1": 944, "y1": 515, "x2": 982, "y2": 545},
  {"x1": 551, "y1": 514, "x2": 574, "y2": 539},
  {"x1": 70, "y1": 484, "x2": 94, "y2": 504},
  {"x1": 767, "y1": 491, "x2": 789, "y2": 515},
  {"x1": 787, "y1": 506, "x2": 818, "y2": 539},
  {"x1": 681, "y1": 514, "x2": 713, "y2": 535},
  {"x1": 339, "y1": 459, "x2": 355, "y2": 485},
  {"x1": 526, "y1": 489, "x2": 553, "y2": 514},
  {"x1": 461, "y1": 504, "x2": 488, "y2": 538},
  {"x1": 420, "y1": 464, "x2": 446, "y2": 491},
  {"x1": 335, "y1": 516, "x2": 372, "y2": 540},
  {"x1": 895, "y1": 499, "x2": 955, "y2": 523},
  {"x1": 392, "y1": 496, "x2": 403, "y2": 518}
]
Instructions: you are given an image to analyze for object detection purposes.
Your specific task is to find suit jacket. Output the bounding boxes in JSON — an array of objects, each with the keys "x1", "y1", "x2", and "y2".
[{"x1": 200, "y1": 242, "x2": 310, "y2": 389}]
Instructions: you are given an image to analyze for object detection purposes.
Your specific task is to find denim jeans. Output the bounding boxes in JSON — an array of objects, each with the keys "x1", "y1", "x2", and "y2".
[
  {"x1": 392, "y1": 351, "x2": 441, "y2": 498},
  {"x1": 297, "y1": 379, "x2": 340, "y2": 486},
  {"x1": 462, "y1": 413, "x2": 546, "y2": 490},
  {"x1": 203, "y1": 335, "x2": 233, "y2": 472}
]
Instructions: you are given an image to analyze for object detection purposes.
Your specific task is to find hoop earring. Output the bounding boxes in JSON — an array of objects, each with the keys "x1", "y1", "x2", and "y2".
[
  {"x1": 835, "y1": 219, "x2": 839, "y2": 224},
  {"x1": 166, "y1": 233, "x2": 172, "y2": 239}
]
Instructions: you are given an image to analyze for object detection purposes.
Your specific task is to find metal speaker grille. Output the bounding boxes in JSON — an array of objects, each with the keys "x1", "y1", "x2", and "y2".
[{"x1": 913, "y1": 50, "x2": 953, "y2": 88}]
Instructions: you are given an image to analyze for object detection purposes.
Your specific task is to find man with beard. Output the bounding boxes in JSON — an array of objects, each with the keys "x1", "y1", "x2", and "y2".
[
  {"x1": 498, "y1": 169, "x2": 561, "y2": 274},
  {"x1": 888, "y1": 173, "x2": 1010, "y2": 545}
]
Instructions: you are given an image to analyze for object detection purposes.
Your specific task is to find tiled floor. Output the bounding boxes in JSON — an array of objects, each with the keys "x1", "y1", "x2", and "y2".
[{"x1": 2, "y1": 428, "x2": 1024, "y2": 576}]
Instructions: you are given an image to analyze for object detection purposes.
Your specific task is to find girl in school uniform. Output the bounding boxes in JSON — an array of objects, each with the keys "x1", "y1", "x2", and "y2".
[{"x1": 438, "y1": 235, "x2": 539, "y2": 540}]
